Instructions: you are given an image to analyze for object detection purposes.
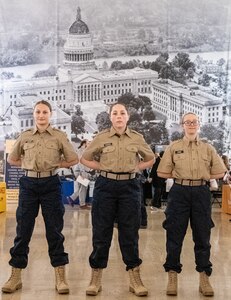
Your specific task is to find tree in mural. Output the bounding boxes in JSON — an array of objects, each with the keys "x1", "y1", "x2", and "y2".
[
  {"x1": 33, "y1": 66, "x2": 57, "y2": 78},
  {"x1": 159, "y1": 62, "x2": 177, "y2": 81},
  {"x1": 148, "y1": 121, "x2": 169, "y2": 147},
  {"x1": 200, "y1": 122, "x2": 225, "y2": 154},
  {"x1": 171, "y1": 131, "x2": 184, "y2": 141},
  {"x1": 172, "y1": 52, "x2": 195, "y2": 73},
  {"x1": 118, "y1": 93, "x2": 152, "y2": 112},
  {"x1": 150, "y1": 52, "x2": 169, "y2": 73},
  {"x1": 71, "y1": 105, "x2": 85, "y2": 138},
  {"x1": 95, "y1": 111, "x2": 110, "y2": 132}
]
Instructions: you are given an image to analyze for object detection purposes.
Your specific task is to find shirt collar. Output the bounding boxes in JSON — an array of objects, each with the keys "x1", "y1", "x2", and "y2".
[
  {"x1": 109, "y1": 126, "x2": 132, "y2": 138},
  {"x1": 32, "y1": 124, "x2": 53, "y2": 135},
  {"x1": 183, "y1": 135, "x2": 200, "y2": 146}
]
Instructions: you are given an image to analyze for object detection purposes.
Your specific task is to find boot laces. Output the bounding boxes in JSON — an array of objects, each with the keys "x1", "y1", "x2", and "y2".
[
  {"x1": 169, "y1": 272, "x2": 177, "y2": 285},
  {"x1": 133, "y1": 268, "x2": 144, "y2": 287},
  {"x1": 7, "y1": 269, "x2": 20, "y2": 284},
  {"x1": 201, "y1": 273, "x2": 211, "y2": 288},
  {"x1": 57, "y1": 267, "x2": 65, "y2": 282},
  {"x1": 90, "y1": 269, "x2": 101, "y2": 286}
]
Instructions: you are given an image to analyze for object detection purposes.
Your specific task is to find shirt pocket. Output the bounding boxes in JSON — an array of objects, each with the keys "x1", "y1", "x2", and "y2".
[
  {"x1": 101, "y1": 145, "x2": 116, "y2": 163},
  {"x1": 173, "y1": 152, "x2": 185, "y2": 172},
  {"x1": 44, "y1": 140, "x2": 60, "y2": 162},
  {"x1": 201, "y1": 154, "x2": 210, "y2": 169},
  {"x1": 125, "y1": 145, "x2": 138, "y2": 168},
  {"x1": 23, "y1": 142, "x2": 36, "y2": 160}
]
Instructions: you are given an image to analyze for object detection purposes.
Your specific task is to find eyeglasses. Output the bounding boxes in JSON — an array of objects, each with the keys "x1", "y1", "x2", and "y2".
[{"x1": 182, "y1": 120, "x2": 200, "y2": 126}]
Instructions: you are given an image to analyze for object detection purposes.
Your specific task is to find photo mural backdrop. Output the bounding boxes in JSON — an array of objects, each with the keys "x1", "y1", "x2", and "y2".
[{"x1": 0, "y1": 0, "x2": 231, "y2": 165}]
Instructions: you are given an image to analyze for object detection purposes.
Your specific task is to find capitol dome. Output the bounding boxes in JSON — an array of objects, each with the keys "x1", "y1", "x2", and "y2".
[
  {"x1": 63, "y1": 6, "x2": 96, "y2": 72},
  {"x1": 69, "y1": 7, "x2": 89, "y2": 35}
]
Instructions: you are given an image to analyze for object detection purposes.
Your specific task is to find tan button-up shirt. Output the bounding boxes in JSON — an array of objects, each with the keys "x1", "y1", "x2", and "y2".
[
  {"x1": 82, "y1": 127, "x2": 154, "y2": 173},
  {"x1": 9, "y1": 125, "x2": 78, "y2": 172},
  {"x1": 158, "y1": 136, "x2": 226, "y2": 180}
]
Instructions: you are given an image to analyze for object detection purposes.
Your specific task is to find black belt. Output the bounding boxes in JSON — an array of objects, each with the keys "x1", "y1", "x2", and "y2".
[
  {"x1": 100, "y1": 171, "x2": 136, "y2": 180},
  {"x1": 174, "y1": 179, "x2": 208, "y2": 186},
  {"x1": 25, "y1": 170, "x2": 56, "y2": 178}
]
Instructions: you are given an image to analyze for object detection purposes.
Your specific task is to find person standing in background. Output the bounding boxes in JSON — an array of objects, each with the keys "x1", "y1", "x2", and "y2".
[
  {"x1": 67, "y1": 139, "x2": 92, "y2": 209},
  {"x1": 157, "y1": 112, "x2": 226, "y2": 297},
  {"x1": 221, "y1": 154, "x2": 231, "y2": 184},
  {"x1": 2, "y1": 100, "x2": 79, "y2": 294},
  {"x1": 149, "y1": 151, "x2": 165, "y2": 211},
  {"x1": 81, "y1": 102, "x2": 154, "y2": 297}
]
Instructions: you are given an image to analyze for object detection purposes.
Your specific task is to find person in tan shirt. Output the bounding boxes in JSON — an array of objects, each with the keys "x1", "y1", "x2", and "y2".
[
  {"x1": 2, "y1": 100, "x2": 79, "y2": 295},
  {"x1": 81, "y1": 102, "x2": 154, "y2": 297},
  {"x1": 157, "y1": 112, "x2": 226, "y2": 297}
]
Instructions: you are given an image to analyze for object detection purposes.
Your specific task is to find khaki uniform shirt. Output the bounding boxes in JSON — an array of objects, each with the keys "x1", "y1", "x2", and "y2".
[
  {"x1": 158, "y1": 136, "x2": 226, "y2": 180},
  {"x1": 9, "y1": 125, "x2": 78, "y2": 172},
  {"x1": 82, "y1": 127, "x2": 154, "y2": 173}
]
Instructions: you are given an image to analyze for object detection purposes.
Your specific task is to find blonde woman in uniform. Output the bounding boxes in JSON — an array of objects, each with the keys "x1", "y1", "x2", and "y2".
[{"x1": 157, "y1": 112, "x2": 226, "y2": 297}]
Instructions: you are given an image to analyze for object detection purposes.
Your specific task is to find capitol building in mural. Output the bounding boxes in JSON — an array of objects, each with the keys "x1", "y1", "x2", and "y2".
[{"x1": 0, "y1": 6, "x2": 230, "y2": 155}]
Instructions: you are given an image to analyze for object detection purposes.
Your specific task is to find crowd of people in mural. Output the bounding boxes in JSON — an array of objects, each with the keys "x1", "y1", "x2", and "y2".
[{"x1": 1, "y1": 99, "x2": 230, "y2": 297}]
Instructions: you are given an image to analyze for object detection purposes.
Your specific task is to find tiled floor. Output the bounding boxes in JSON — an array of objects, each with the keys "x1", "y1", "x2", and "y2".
[{"x1": 0, "y1": 203, "x2": 230, "y2": 300}]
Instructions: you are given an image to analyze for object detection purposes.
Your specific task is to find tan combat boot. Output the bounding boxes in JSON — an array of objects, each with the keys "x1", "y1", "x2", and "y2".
[
  {"x1": 2, "y1": 267, "x2": 22, "y2": 293},
  {"x1": 166, "y1": 270, "x2": 177, "y2": 295},
  {"x1": 86, "y1": 268, "x2": 103, "y2": 295},
  {"x1": 199, "y1": 271, "x2": 214, "y2": 296},
  {"x1": 128, "y1": 266, "x2": 148, "y2": 296},
  {"x1": 54, "y1": 265, "x2": 69, "y2": 294}
]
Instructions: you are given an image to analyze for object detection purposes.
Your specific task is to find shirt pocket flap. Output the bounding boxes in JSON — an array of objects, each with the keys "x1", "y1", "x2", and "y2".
[
  {"x1": 173, "y1": 153, "x2": 185, "y2": 160},
  {"x1": 23, "y1": 142, "x2": 35, "y2": 150},
  {"x1": 45, "y1": 141, "x2": 59, "y2": 150},
  {"x1": 126, "y1": 145, "x2": 138, "y2": 153},
  {"x1": 102, "y1": 145, "x2": 115, "y2": 153}
]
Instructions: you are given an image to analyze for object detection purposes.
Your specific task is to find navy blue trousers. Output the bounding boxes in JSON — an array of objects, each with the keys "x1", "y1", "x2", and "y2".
[
  {"x1": 9, "y1": 175, "x2": 68, "y2": 268},
  {"x1": 163, "y1": 183, "x2": 214, "y2": 276},
  {"x1": 89, "y1": 176, "x2": 142, "y2": 271}
]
